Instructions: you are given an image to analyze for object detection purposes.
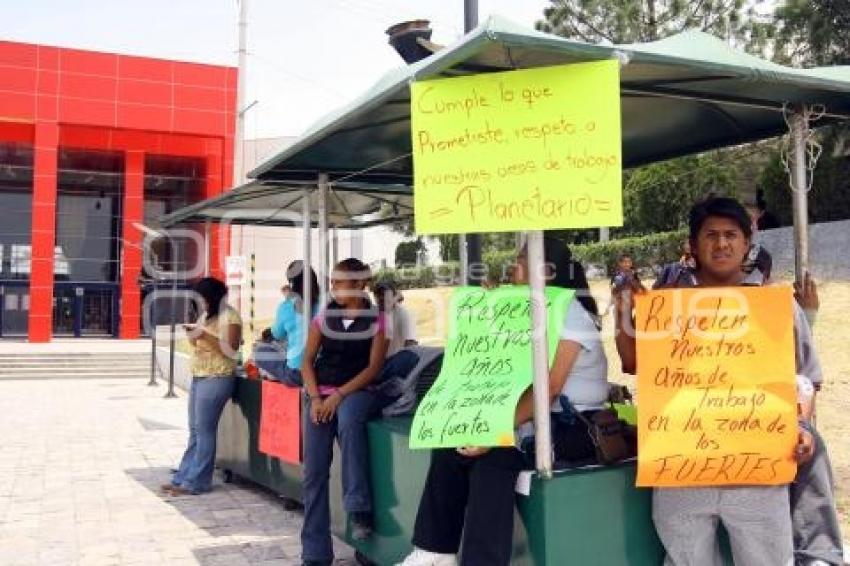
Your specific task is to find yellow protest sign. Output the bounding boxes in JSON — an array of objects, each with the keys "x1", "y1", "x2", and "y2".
[
  {"x1": 635, "y1": 287, "x2": 798, "y2": 487},
  {"x1": 411, "y1": 60, "x2": 622, "y2": 234}
]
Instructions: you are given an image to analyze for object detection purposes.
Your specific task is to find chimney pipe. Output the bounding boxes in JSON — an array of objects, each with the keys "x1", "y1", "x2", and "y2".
[{"x1": 386, "y1": 19, "x2": 433, "y2": 64}]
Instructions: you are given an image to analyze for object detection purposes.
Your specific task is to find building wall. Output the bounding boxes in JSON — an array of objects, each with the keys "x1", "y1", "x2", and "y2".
[{"x1": 0, "y1": 40, "x2": 236, "y2": 341}]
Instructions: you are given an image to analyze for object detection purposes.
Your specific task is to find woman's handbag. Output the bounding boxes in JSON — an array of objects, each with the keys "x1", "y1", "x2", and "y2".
[{"x1": 573, "y1": 407, "x2": 635, "y2": 465}]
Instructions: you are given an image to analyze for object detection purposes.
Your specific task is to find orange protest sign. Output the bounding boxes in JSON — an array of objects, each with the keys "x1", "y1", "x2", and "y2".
[
  {"x1": 634, "y1": 286, "x2": 797, "y2": 487},
  {"x1": 259, "y1": 380, "x2": 301, "y2": 464}
]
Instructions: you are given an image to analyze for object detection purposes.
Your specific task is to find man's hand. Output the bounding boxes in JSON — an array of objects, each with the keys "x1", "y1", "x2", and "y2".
[
  {"x1": 456, "y1": 446, "x2": 490, "y2": 458},
  {"x1": 796, "y1": 427, "x2": 816, "y2": 464},
  {"x1": 794, "y1": 272, "x2": 819, "y2": 312}
]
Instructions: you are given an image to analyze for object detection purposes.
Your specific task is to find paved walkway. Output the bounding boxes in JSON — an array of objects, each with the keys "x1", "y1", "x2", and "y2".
[{"x1": 0, "y1": 376, "x2": 356, "y2": 565}]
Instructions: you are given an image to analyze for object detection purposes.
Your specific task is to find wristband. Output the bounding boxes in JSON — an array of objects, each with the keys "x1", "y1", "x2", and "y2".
[{"x1": 798, "y1": 419, "x2": 813, "y2": 434}]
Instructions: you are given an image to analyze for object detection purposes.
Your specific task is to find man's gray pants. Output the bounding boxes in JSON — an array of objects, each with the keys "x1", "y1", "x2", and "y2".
[
  {"x1": 653, "y1": 485, "x2": 793, "y2": 566},
  {"x1": 792, "y1": 429, "x2": 845, "y2": 565}
]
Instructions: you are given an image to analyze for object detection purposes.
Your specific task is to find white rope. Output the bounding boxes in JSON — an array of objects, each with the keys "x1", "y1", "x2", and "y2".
[{"x1": 780, "y1": 104, "x2": 825, "y2": 194}]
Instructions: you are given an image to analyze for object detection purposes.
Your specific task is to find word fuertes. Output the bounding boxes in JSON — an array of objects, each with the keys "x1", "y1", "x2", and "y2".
[
  {"x1": 650, "y1": 452, "x2": 784, "y2": 483},
  {"x1": 641, "y1": 294, "x2": 756, "y2": 363}
]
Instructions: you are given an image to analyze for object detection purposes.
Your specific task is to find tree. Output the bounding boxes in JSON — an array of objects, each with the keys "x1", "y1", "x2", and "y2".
[
  {"x1": 772, "y1": 0, "x2": 850, "y2": 66},
  {"x1": 395, "y1": 238, "x2": 426, "y2": 267},
  {"x1": 758, "y1": 140, "x2": 850, "y2": 227},
  {"x1": 437, "y1": 234, "x2": 459, "y2": 262},
  {"x1": 535, "y1": 0, "x2": 769, "y2": 46},
  {"x1": 619, "y1": 152, "x2": 741, "y2": 235}
]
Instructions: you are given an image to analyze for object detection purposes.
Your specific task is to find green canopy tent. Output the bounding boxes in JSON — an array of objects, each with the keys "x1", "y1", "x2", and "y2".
[{"x1": 160, "y1": 15, "x2": 850, "y2": 476}]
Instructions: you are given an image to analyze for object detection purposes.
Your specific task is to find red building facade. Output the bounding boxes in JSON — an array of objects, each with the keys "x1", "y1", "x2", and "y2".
[{"x1": 0, "y1": 40, "x2": 236, "y2": 341}]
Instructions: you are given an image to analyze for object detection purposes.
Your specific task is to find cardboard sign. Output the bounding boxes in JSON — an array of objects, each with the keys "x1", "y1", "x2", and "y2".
[
  {"x1": 411, "y1": 61, "x2": 622, "y2": 234},
  {"x1": 258, "y1": 380, "x2": 301, "y2": 464},
  {"x1": 635, "y1": 287, "x2": 797, "y2": 487},
  {"x1": 410, "y1": 286, "x2": 574, "y2": 449}
]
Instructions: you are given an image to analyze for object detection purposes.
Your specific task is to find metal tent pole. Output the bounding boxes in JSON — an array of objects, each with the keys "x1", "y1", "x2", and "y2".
[
  {"x1": 204, "y1": 220, "x2": 211, "y2": 276},
  {"x1": 461, "y1": 0, "x2": 480, "y2": 287},
  {"x1": 148, "y1": 285, "x2": 158, "y2": 386},
  {"x1": 527, "y1": 230, "x2": 552, "y2": 478},
  {"x1": 302, "y1": 190, "x2": 313, "y2": 337},
  {"x1": 789, "y1": 111, "x2": 810, "y2": 285},
  {"x1": 318, "y1": 174, "x2": 329, "y2": 303},
  {"x1": 166, "y1": 236, "x2": 178, "y2": 398},
  {"x1": 331, "y1": 227, "x2": 339, "y2": 268}
]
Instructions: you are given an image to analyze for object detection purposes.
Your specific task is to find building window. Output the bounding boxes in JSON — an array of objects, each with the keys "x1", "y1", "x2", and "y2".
[{"x1": 55, "y1": 148, "x2": 123, "y2": 283}]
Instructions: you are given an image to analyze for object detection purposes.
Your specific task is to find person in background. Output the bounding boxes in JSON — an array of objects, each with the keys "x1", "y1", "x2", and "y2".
[
  {"x1": 743, "y1": 199, "x2": 774, "y2": 284},
  {"x1": 614, "y1": 197, "x2": 842, "y2": 565},
  {"x1": 653, "y1": 240, "x2": 696, "y2": 289},
  {"x1": 611, "y1": 253, "x2": 637, "y2": 289},
  {"x1": 370, "y1": 279, "x2": 422, "y2": 399},
  {"x1": 164, "y1": 277, "x2": 242, "y2": 496},
  {"x1": 373, "y1": 279, "x2": 418, "y2": 355},
  {"x1": 300, "y1": 258, "x2": 389, "y2": 566},
  {"x1": 605, "y1": 253, "x2": 642, "y2": 315},
  {"x1": 254, "y1": 261, "x2": 320, "y2": 387},
  {"x1": 398, "y1": 238, "x2": 610, "y2": 566},
  {"x1": 755, "y1": 188, "x2": 781, "y2": 231}
]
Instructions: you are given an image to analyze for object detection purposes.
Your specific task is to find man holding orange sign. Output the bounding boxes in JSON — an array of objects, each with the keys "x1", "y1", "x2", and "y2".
[{"x1": 613, "y1": 197, "x2": 832, "y2": 566}]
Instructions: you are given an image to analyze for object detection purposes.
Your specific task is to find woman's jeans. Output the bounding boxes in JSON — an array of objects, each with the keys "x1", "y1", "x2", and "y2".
[
  {"x1": 300, "y1": 353, "x2": 417, "y2": 562},
  {"x1": 172, "y1": 376, "x2": 235, "y2": 493}
]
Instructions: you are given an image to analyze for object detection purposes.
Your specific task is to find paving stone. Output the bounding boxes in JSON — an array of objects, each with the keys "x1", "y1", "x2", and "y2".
[{"x1": 0, "y1": 376, "x2": 362, "y2": 565}]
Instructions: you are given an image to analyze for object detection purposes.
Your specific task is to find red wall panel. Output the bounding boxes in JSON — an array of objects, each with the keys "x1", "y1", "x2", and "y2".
[
  {"x1": 117, "y1": 78, "x2": 171, "y2": 106},
  {"x1": 60, "y1": 72, "x2": 117, "y2": 101},
  {"x1": 0, "y1": 65, "x2": 38, "y2": 92},
  {"x1": 173, "y1": 62, "x2": 227, "y2": 89},
  {"x1": 119, "y1": 57, "x2": 173, "y2": 82},
  {"x1": 58, "y1": 97, "x2": 115, "y2": 126},
  {"x1": 0, "y1": 92, "x2": 36, "y2": 120},
  {"x1": 60, "y1": 48, "x2": 117, "y2": 76},
  {"x1": 0, "y1": 41, "x2": 37, "y2": 67},
  {"x1": 117, "y1": 103, "x2": 171, "y2": 132}
]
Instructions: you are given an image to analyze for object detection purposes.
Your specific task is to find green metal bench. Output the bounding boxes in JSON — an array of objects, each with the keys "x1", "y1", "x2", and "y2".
[
  {"x1": 330, "y1": 417, "x2": 667, "y2": 566},
  {"x1": 218, "y1": 379, "x2": 734, "y2": 565}
]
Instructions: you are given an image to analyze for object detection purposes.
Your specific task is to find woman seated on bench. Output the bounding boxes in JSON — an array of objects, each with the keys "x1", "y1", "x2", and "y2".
[
  {"x1": 399, "y1": 237, "x2": 610, "y2": 566},
  {"x1": 254, "y1": 260, "x2": 319, "y2": 386},
  {"x1": 301, "y1": 258, "x2": 415, "y2": 566}
]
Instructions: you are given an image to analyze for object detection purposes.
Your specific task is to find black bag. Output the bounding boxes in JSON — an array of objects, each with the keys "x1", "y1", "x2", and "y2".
[{"x1": 574, "y1": 407, "x2": 635, "y2": 465}]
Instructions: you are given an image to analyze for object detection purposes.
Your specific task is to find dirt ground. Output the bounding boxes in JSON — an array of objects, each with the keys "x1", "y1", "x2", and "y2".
[{"x1": 403, "y1": 281, "x2": 850, "y2": 536}]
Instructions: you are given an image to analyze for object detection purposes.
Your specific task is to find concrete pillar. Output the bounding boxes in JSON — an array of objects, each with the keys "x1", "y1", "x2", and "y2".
[{"x1": 119, "y1": 150, "x2": 144, "y2": 339}]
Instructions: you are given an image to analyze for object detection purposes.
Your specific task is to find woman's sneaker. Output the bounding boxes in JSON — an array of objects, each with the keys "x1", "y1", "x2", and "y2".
[{"x1": 396, "y1": 547, "x2": 457, "y2": 566}]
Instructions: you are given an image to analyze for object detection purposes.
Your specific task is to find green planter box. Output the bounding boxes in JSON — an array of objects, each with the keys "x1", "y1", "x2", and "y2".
[
  {"x1": 216, "y1": 377, "x2": 304, "y2": 502},
  {"x1": 330, "y1": 417, "x2": 667, "y2": 566}
]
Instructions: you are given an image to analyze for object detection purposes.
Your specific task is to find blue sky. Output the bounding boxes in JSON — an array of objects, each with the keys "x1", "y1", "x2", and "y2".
[{"x1": 2, "y1": 0, "x2": 550, "y2": 138}]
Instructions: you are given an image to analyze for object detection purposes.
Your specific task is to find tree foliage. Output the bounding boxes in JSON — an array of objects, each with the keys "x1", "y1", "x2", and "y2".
[
  {"x1": 772, "y1": 0, "x2": 850, "y2": 66},
  {"x1": 535, "y1": 0, "x2": 769, "y2": 45},
  {"x1": 394, "y1": 238, "x2": 426, "y2": 267}
]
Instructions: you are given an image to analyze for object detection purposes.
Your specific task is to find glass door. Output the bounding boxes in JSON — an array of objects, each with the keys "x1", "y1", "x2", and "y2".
[
  {"x1": 81, "y1": 288, "x2": 113, "y2": 336},
  {"x1": 0, "y1": 284, "x2": 29, "y2": 337},
  {"x1": 52, "y1": 287, "x2": 76, "y2": 336}
]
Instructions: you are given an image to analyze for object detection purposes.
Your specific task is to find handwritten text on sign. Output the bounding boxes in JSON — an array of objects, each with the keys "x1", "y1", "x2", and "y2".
[
  {"x1": 411, "y1": 61, "x2": 622, "y2": 234},
  {"x1": 410, "y1": 286, "x2": 574, "y2": 449},
  {"x1": 259, "y1": 380, "x2": 301, "y2": 465},
  {"x1": 635, "y1": 287, "x2": 797, "y2": 487}
]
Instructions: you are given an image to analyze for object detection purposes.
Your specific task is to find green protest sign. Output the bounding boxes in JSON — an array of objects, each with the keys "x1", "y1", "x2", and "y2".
[{"x1": 410, "y1": 285, "x2": 575, "y2": 449}]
